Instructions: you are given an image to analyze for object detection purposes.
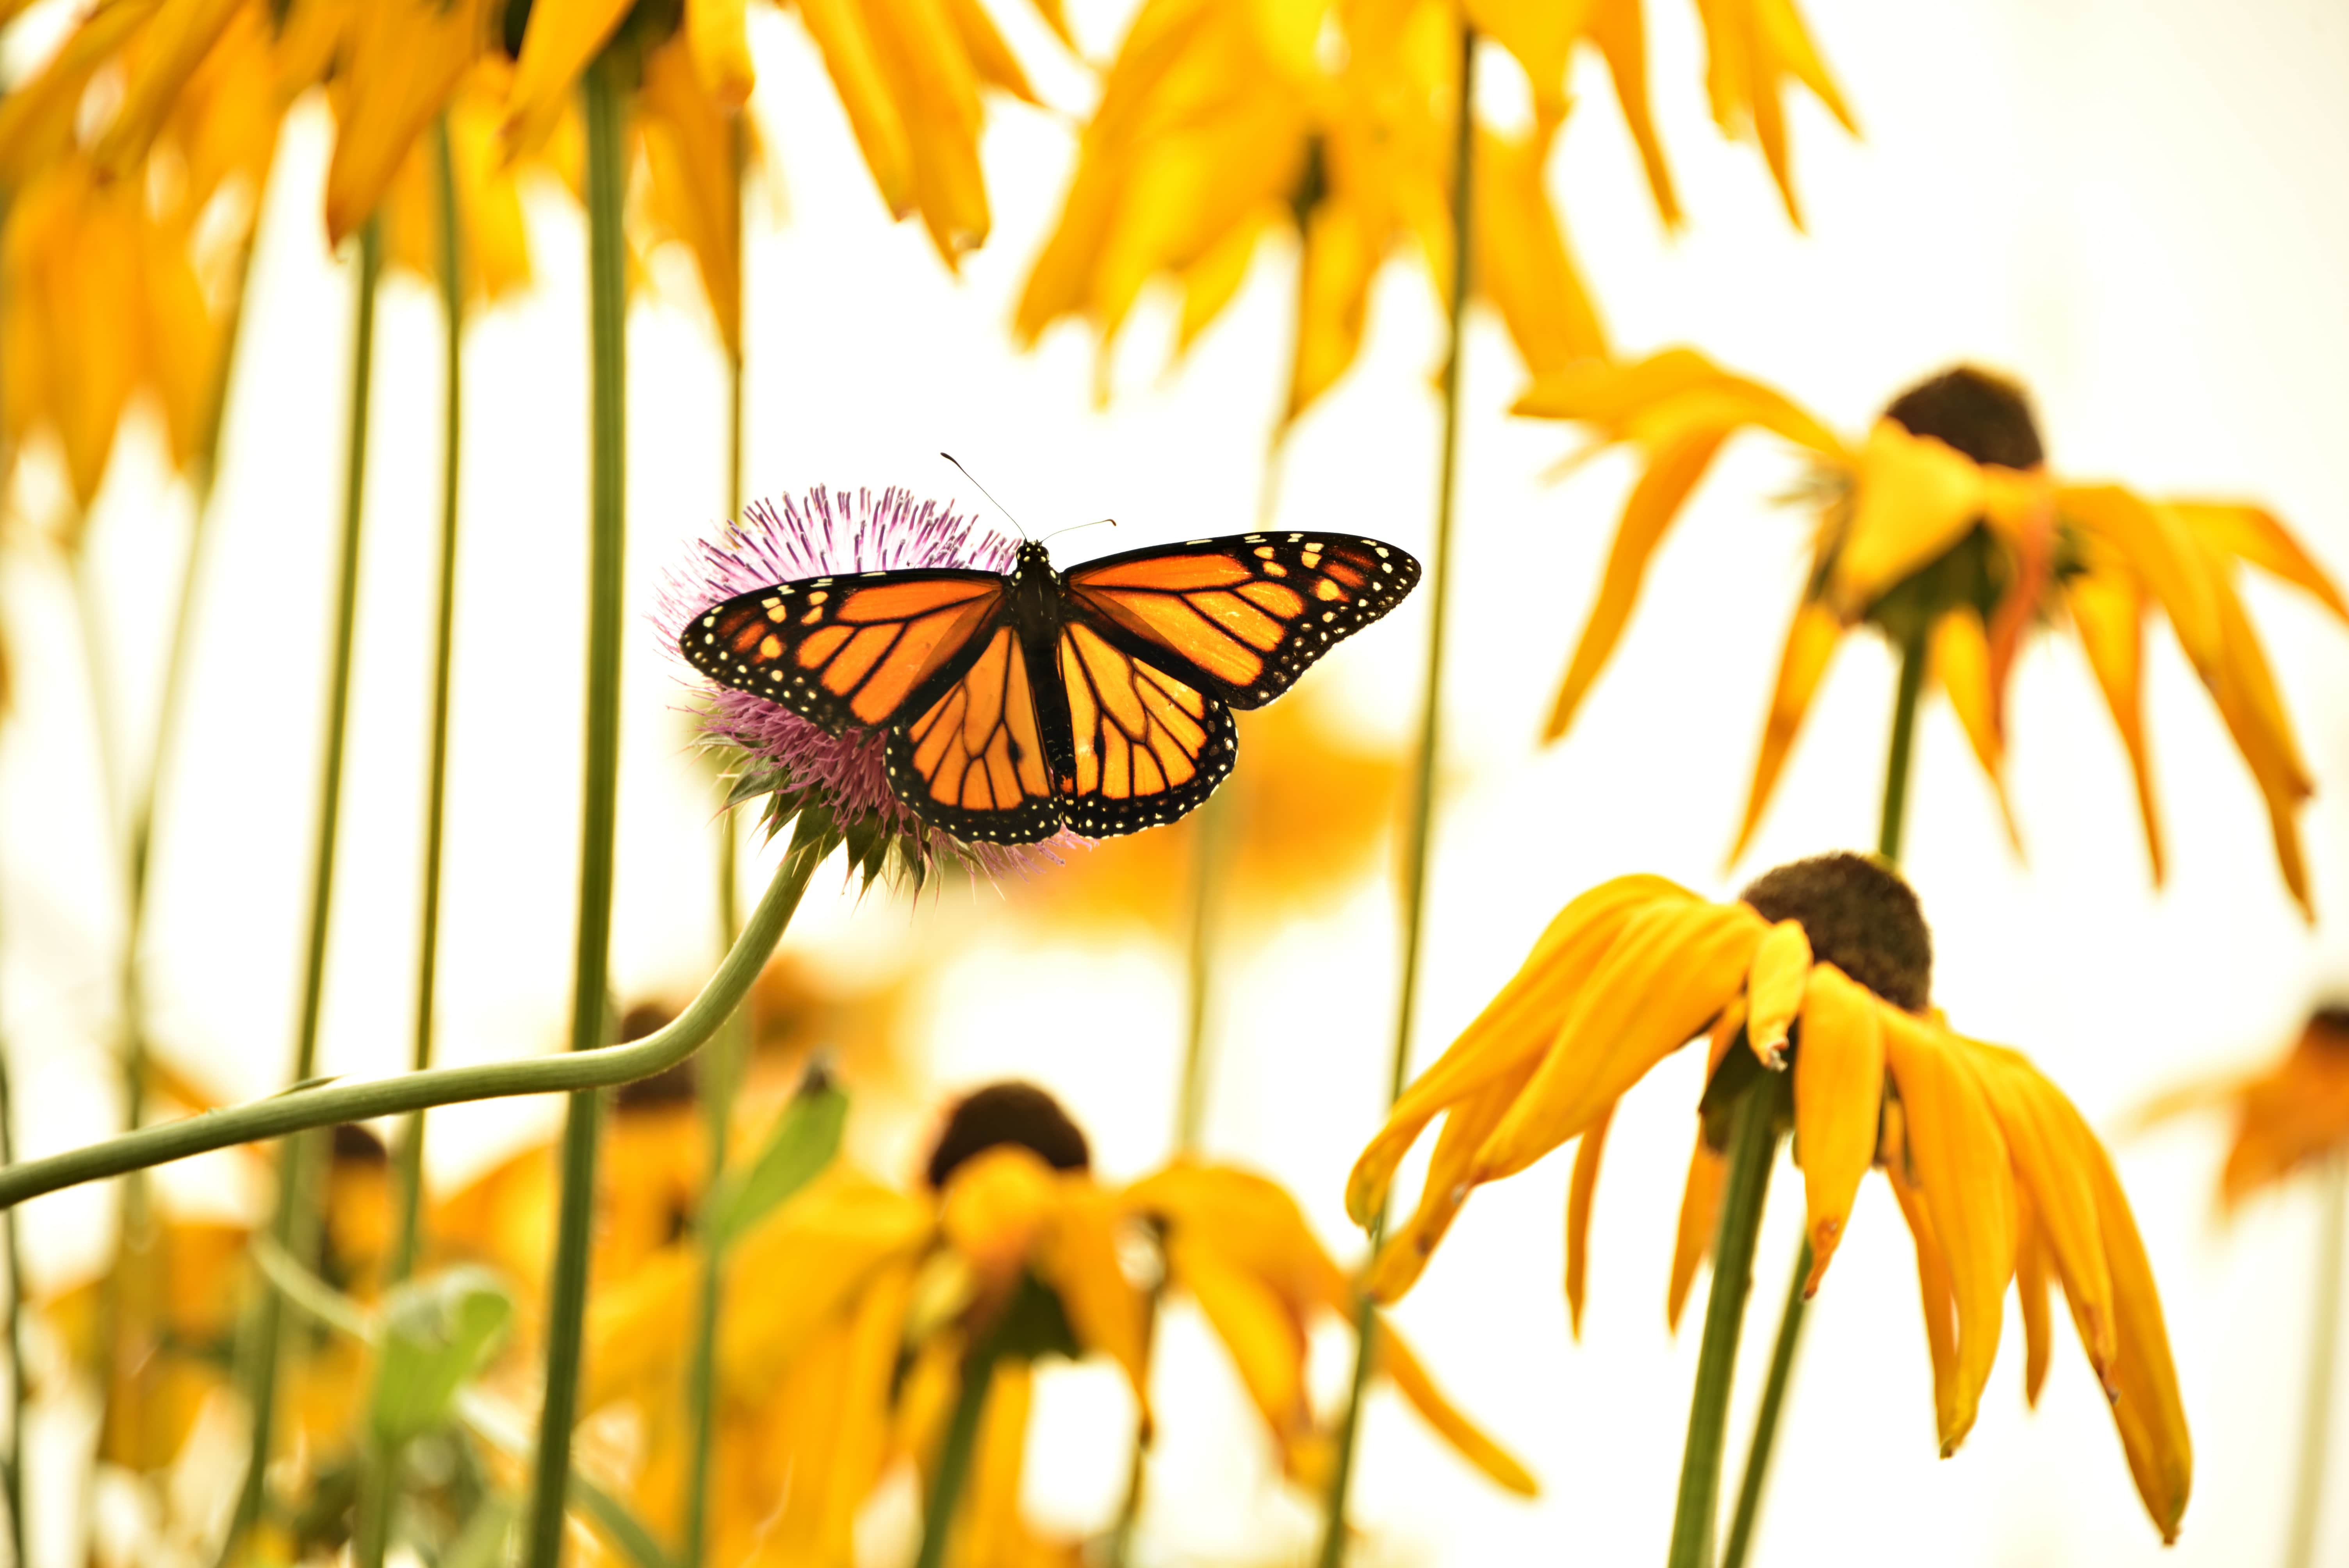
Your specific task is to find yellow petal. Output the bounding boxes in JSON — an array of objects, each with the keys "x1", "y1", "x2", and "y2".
[
  {"x1": 92, "y1": 0, "x2": 248, "y2": 178},
  {"x1": 1666, "y1": 1132, "x2": 1724, "y2": 1334},
  {"x1": 797, "y1": 0, "x2": 916, "y2": 217},
  {"x1": 1126, "y1": 1160, "x2": 1351, "y2": 1314},
  {"x1": 1037, "y1": 1175, "x2": 1150, "y2": 1411},
  {"x1": 1473, "y1": 119, "x2": 1608, "y2": 380},
  {"x1": 0, "y1": 2, "x2": 157, "y2": 189},
  {"x1": 1729, "y1": 599, "x2": 1846, "y2": 865},
  {"x1": 1462, "y1": 0, "x2": 1589, "y2": 116},
  {"x1": 1176, "y1": 206, "x2": 1273, "y2": 355},
  {"x1": 1166, "y1": 1229, "x2": 1308, "y2": 1442},
  {"x1": 1585, "y1": 0, "x2": 1678, "y2": 226},
  {"x1": 638, "y1": 37, "x2": 744, "y2": 351},
  {"x1": 323, "y1": 0, "x2": 480, "y2": 244},
  {"x1": 1543, "y1": 422, "x2": 1732, "y2": 741},
  {"x1": 1885, "y1": 1148, "x2": 1960, "y2": 1446},
  {"x1": 961, "y1": 1358, "x2": 1034, "y2": 1562},
  {"x1": 1927, "y1": 606, "x2": 2023, "y2": 853},
  {"x1": 1347, "y1": 875, "x2": 1691, "y2": 1226},
  {"x1": 1368, "y1": 1055, "x2": 1538, "y2": 1303},
  {"x1": 2170, "y1": 501, "x2": 2349, "y2": 622},
  {"x1": 1514, "y1": 347, "x2": 1845, "y2": 456},
  {"x1": 2059, "y1": 483, "x2": 2222, "y2": 670},
  {"x1": 2063, "y1": 564, "x2": 2164, "y2": 884},
  {"x1": 1472, "y1": 897, "x2": 1767, "y2": 1185},
  {"x1": 1829, "y1": 421, "x2": 1987, "y2": 615},
  {"x1": 1742, "y1": 919, "x2": 1810, "y2": 1066},
  {"x1": 1564, "y1": 1100, "x2": 1614, "y2": 1338},
  {"x1": 504, "y1": 0, "x2": 636, "y2": 159},
  {"x1": 945, "y1": 0, "x2": 1038, "y2": 105},
  {"x1": 1287, "y1": 196, "x2": 1383, "y2": 422},
  {"x1": 1879, "y1": 1012, "x2": 2016, "y2": 1454},
  {"x1": 2203, "y1": 563, "x2": 2318, "y2": 917},
  {"x1": 2014, "y1": 1194, "x2": 2052, "y2": 1409},
  {"x1": 865, "y1": 0, "x2": 990, "y2": 259},
  {"x1": 1791, "y1": 964, "x2": 1883, "y2": 1295},
  {"x1": 1378, "y1": 1322, "x2": 1541, "y2": 1496},
  {"x1": 941, "y1": 1146, "x2": 1059, "y2": 1288},
  {"x1": 686, "y1": 0, "x2": 755, "y2": 106},
  {"x1": 718, "y1": 1168, "x2": 935, "y2": 1392}
]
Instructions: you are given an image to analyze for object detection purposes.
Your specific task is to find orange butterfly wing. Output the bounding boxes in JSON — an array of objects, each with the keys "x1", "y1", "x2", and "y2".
[
  {"x1": 1061, "y1": 532, "x2": 1420, "y2": 709},
  {"x1": 1052, "y1": 620, "x2": 1238, "y2": 837},
  {"x1": 884, "y1": 624, "x2": 1063, "y2": 843},
  {"x1": 681, "y1": 569, "x2": 1008, "y2": 731}
]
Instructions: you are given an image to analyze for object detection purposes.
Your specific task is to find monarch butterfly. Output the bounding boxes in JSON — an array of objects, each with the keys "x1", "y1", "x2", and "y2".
[{"x1": 682, "y1": 530, "x2": 1421, "y2": 842}]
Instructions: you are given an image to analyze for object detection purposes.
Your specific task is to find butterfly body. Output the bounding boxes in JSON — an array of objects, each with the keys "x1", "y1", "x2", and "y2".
[{"x1": 686, "y1": 529, "x2": 1419, "y2": 843}]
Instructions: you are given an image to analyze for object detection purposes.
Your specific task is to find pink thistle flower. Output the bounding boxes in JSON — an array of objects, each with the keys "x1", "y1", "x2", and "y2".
[{"x1": 658, "y1": 487, "x2": 1080, "y2": 883}]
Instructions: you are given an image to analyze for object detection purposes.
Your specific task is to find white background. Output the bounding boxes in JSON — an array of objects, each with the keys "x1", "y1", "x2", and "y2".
[{"x1": 8, "y1": 0, "x2": 2349, "y2": 1562}]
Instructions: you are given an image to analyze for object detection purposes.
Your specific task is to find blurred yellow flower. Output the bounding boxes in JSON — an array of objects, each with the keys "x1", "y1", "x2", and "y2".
[
  {"x1": 1522, "y1": 353, "x2": 2348, "y2": 914},
  {"x1": 1347, "y1": 853, "x2": 2191, "y2": 1539},
  {"x1": 2141, "y1": 1005, "x2": 2349, "y2": 1212},
  {"x1": 1124, "y1": 1158, "x2": 1536, "y2": 1497}
]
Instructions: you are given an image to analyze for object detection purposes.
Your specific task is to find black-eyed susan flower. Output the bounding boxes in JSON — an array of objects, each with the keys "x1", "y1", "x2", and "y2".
[
  {"x1": 1123, "y1": 1158, "x2": 1536, "y2": 1499},
  {"x1": 583, "y1": 1082, "x2": 1144, "y2": 1566},
  {"x1": 1520, "y1": 352, "x2": 2348, "y2": 914},
  {"x1": 658, "y1": 486, "x2": 1079, "y2": 883},
  {"x1": 2142, "y1": 1005, "x2": 2349, "y2": 1213},
  {"x1": 1347, "y1": 852, "x2": 2191, "y2": 1540}
]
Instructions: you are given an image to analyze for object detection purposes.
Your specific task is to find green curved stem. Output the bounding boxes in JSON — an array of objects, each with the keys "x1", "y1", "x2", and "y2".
[
  {"x1": 1667, "y1": 1078, "x2": 1782, "y2": 1568},
  {"x1": 523, "y1": 57, "x2": 633, "y2": 1568},
  {"x1": 0, "y1": 812, "x2": 837, "y2": 1212},
  {"x1": 1314, "y1": 25, "x2": 1475, "y2": 1568},
  {"x1": 682, "y1": 119, "x2": 750, "y2": 1568},
  {"x1": 0, "y1": 1035, "x2": 23, "y2": 1568},
  {"x1": 2285, "y1": 1155, "x2": 2347, "y2": 1568},
  {"x1": 388, "y1": 115, "x2": 468, "y2": 1292},
  {"x1": 228, "y1": 213, "x2": 382, "y2": 1557},
  {"x1": 1721, "y1": 631, "x2": 1928, "y2": 1565}
]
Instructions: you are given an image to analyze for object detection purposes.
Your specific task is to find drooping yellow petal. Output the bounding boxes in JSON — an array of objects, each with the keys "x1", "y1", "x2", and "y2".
[
  {"x1": 1666, "y1": 1132, "x2": 1723, "y2": 1333},
  {"x1": 1879, "y1": 1012, "x2": 2016, "y2": 1454},
  {"x1": 2170, "y1": 501, "x2": 2349, "y2": 622},
  {"x1": 1543, "y1": 422, "x2": 1732, "y2": 741},
  {"x1": 685, "y1": 0, "x2": 755, "y2": 105},
  {"x1": 136, "y1": 212, "x2": 221, "y2": 472},
  {"x1": 1037, "y1": 1175, "x2": 1150, "y2": 1409},
  {"x1": 1127, "y1": 1160, "x2": 1351, "y2": 1313},
  {"x1": 1828, "y1": 420, "x2": 1987, "y2": 615},
  {"x1": 1473, "y1": 119, "x2": 1608, "y2": 381},
  {"x1": 945, "y1": 0, "x2": 1039, "y2": 104},
  {"x1": 92, "y1": 0, "x2": 248, "y2": 177},
  {"x1": 1513, "y1": 347, "x2": 1842, "y2": 456},
  {"x1": 2059, "y1": 483, "x2": 2223, "y2": 671},
  {"x1": 1472, "y1": 897, "x2": 1767, "y2": 1185},
  {"x1": 2203, "y1": 563, "x2": 2318, "y2": 918},
  {"x1": 867, "y1": 0, "x2": 992, "y2": 261},
  {"x1": 1462, "y1": 0, "x2": 1590, "y2": 117},
  {"x1": 2013, "y1": 1194, "x2": 2052, "y2": 1409},
  {"x1": 718, "y1": 1169, "x2": 935, "y2": 1393},
  {"x1": 796, "y1": 0, "x2": 916, "y2": 217},
  {"x1": 638, "y1": 36, "x2": 744, "y2": 352},
  {"x1": 941, "y1": 1146, "x2": 1059, "y2": 1288},
  {"x1": 504, "y1": 0, "x2": 636, "y2": 158},
  {"x1": 1729, "y1": 599, "x2": 1846, "y2": 865},
  {"x1": 1369, "y1": 1055, "x2": 1539, "y2": 1303},
  {"x1": 1287, "y1": 196, "x2": 1383, "y2": 422},
  {"x1": 1961, "y1": 1039, "x2": 2114, "y2": 1377},
  {"x1": 1176, "y1": 205, "x2": 1274, "y2": 355},
  {"x1": 323, "y1": 0, "x2": 481, "y2": 245},
  {"x1": 1584, "y1": 0, "x2": 1677, "y2": 226},
  {"x1": 1885, "y1": 1146, "x2": 1960, "y2": 1446},
  {"x1": 1564, "y1": 1100, "x2": 1614, "y2": 1338},
  {"x1": 2063, "y1": 563, "x2": 2164, "y2": 884},
  {"x1": 1791, "y1": 964, "x2": 1884, "y2": 1295},
  {"x1": 1166, "y1": 1229, "x2": 1308, "y2": 1443},
  {"x1": 1689, "y1": 0, "x2": 1855, "y2": 226},
  {"x1": 1741, "y1": 919, "x2": 1810, "y2": 1066},
  {"x1": 961, "y1": 1358, "x2": 1034, "y2": 1564},
  {"x1": 1927, "y1": 606, "x2": 2023, "y2": 853},
  {"x1": 0, "y1": 1, "x2": 157, "y2": 188},
  {"x1": 1347, "y1": 875, "x2": 1691, "y2": 1226},
  {"x1": 1377, "y1": 1323, "x2": 1540, "y2": 1496}
]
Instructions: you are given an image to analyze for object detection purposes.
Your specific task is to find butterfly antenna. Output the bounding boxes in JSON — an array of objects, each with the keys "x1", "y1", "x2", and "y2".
[
  {"x1": 940, "y1": 453, "x2": 1029, "y2": 540},
  {"x1": 1037, "y1": 517, "x2": 1118, "y2": 544}
]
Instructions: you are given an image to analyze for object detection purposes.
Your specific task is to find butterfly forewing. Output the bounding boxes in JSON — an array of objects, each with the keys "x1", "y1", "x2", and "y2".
[
  {"x1": 882, "y1": 624, "x2": 1063, "y2": 844},
  {"x1": 1062, "y1": 532, "x2": 1420, "y2": 709},
  {"x1": 1055, "y1": 622, "x2": 1238, "y2": 837},
  {"x1": 681, "y1": 569, "x2": 1007, "y2": 733}
]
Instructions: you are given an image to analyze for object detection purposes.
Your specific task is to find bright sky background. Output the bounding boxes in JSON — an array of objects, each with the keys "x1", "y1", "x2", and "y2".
[{"x1": 7, "y1": 0, "x2": 2349, "y2": 1564}]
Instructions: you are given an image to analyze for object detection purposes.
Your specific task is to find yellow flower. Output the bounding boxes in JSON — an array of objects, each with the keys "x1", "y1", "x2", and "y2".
[
  {"x1": 583, "y1": 1082, "x2": 1142, "y2": 1566},
  {"x1": 504, "y1": 0, "x2": 1059, "y2": 271},
  {"x1": 1125, "y1": 1158, "x2": 1536, "y2": 1497},
  {"x1": 1346, "y1": 852, "x2": 2191, "y2": 1540},
  {"x1": 2140, "y1": 1005, "x2": 2349, "y2": 1212},
  {"x1": 1016, "y1": 0, "x2": 1604, "y2": 419},
  {"x1": 1520, "y1": 352, "x2": 2348, "y2": 914}
]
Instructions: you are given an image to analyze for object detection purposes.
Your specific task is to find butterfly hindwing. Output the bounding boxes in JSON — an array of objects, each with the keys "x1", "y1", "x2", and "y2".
[
  {"x1": 1055, "y1": 620, "x2": 1238, "y2": 837},
  {"x1": 681, "y1": 569, "x2": 1008, "y2": 732},
  {"x1": 882, "y1": 624, "x2": 1064, "y2": 844},
  {"x1": 1061, "y1": 532, "x2": 1420, "y2": 709}
]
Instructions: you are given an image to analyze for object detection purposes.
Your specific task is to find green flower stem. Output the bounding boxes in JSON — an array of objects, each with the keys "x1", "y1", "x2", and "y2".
[
  {"x1": 1667, "y1": 1078, "x2": 1783, "y2": 1568},
  {"x1": 227, "y1": 213, "x2": 382, "y2": 1559},
  {"x1": 913, "y1": 1342, "x2": 1004, "y2": 1568},
  {"x1": 0, "y1": 1032, "x2": 23, "y2": 1568},
  {"x1": 1314, "y1": 24, "x2": 1475, "y2": 1568},
  {"x1": 683, "y1": 122, "x2": 750, "y2": 1567},
  {"x1": 2286, "y1": 1154, "x2": 2347, "y2": 1568},
  {"x1": 1720, "y1": 628, "x2": 1929, "y2": 1566},
  {"x1": 524, "y1": 57, "x2": 633, "y2": 1568},
  {"x1": 389, "y1": 115, "x2": 468, "y2": 1290},
  {"x1": 0, "y1": 817, "x2": 834, "y2": 1211}
]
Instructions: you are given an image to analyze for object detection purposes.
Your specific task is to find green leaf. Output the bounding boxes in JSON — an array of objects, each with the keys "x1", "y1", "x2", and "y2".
[
  {"x1": 439, "y1": 1495, "x2": 516, "y2": 1568},
  {"x1": 705, "y1": 1074, "x2": 849, "y2": 1246},
  {"x1": 372, "y1": 1268, "x2": 515, "y2": 1447}
]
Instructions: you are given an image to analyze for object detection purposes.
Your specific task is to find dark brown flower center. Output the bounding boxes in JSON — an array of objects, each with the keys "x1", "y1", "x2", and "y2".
[
  {"x1": 330, "y1": 1122, "x2": 388, "y2": 1166},
  {"x1": 925, "y1": 1082, "x2": 1092, "y2": 1189},
  {"x1": 2309, "y1": 1006, "x2": 2349, "y2": 1053},
  {"x1": 1740, "y1": 852, "x2": 1932, "y2": 1014},
  {"x1": 1882, "y1": 367, "x2": 2045, "y2": 472},
  {"x1": 615, "y1": 1002, "x2": 698, "y2": 1109}
]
